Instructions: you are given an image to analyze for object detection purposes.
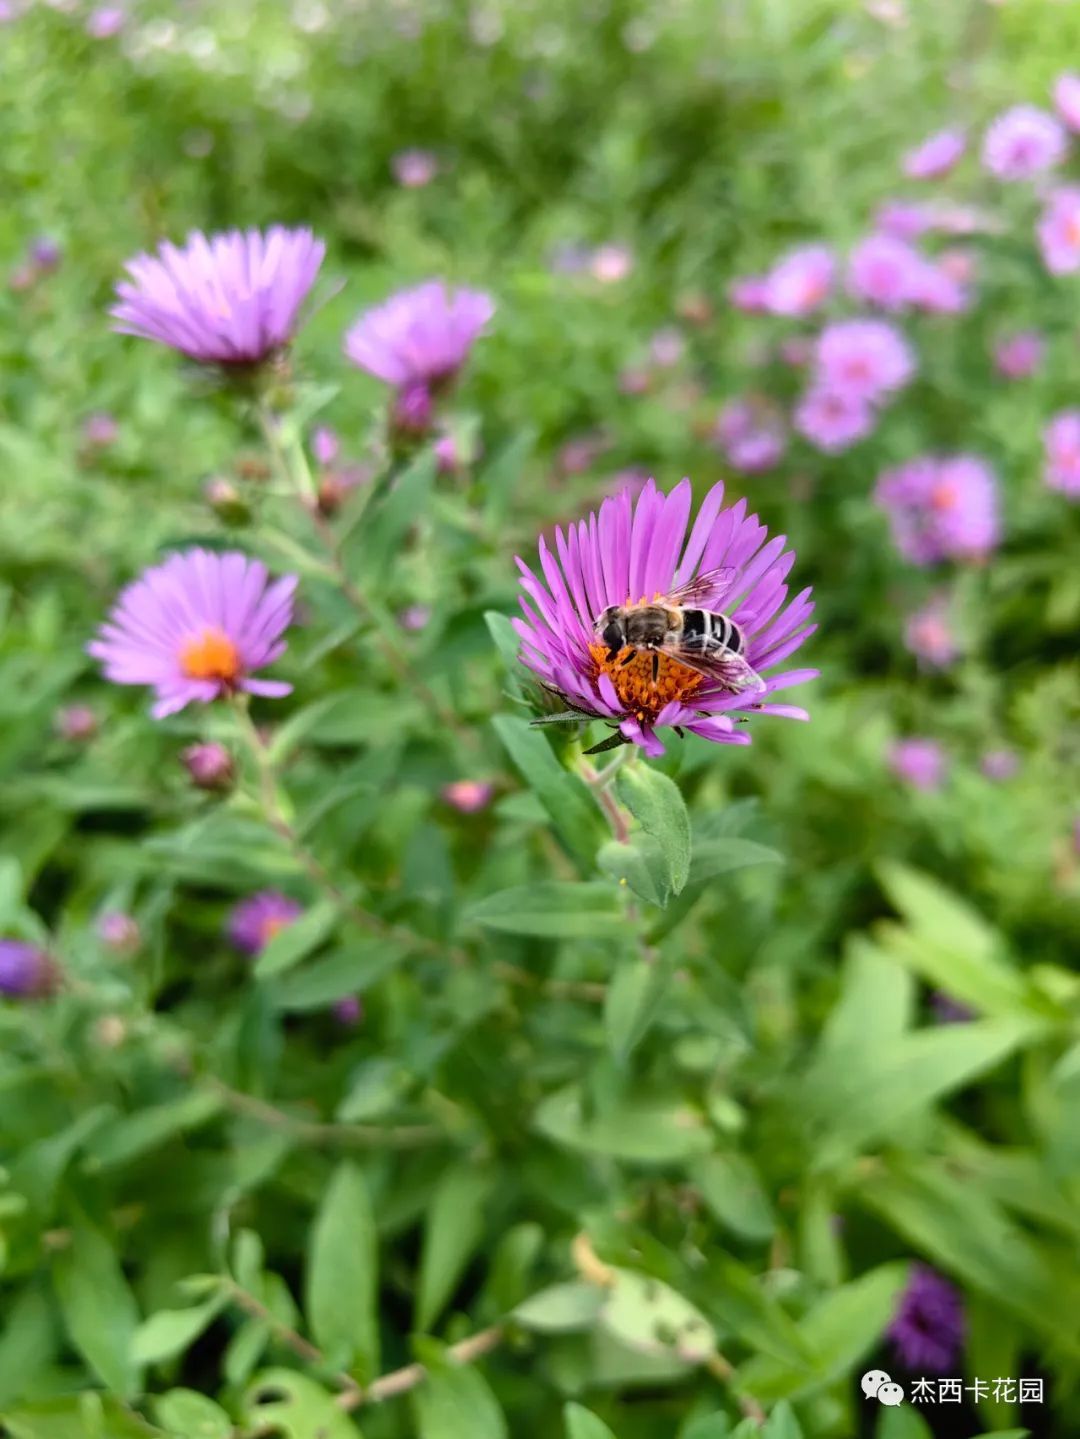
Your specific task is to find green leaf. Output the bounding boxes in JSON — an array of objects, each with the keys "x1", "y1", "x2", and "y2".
[
  {"x1": 242, "y1": 1370, "x2": 364, "y2": 1439},
  {"x1": 254, "y1": 898, "x2": 340, "y2": 979},
  {"x1": 52, "y1": 1206, "x2": 142, "y2": 1398},
  {"x1": 616, "y1": 764, "x2": 691, "y2": 896},
  {"x1": 131, "y1": 1293, "x2": 226, "y2": 1366},
  {"x1": 564, "y1": 1403, "x2": 618, "y2": 1439},
  {"x1": 416, "y1": 1163, "x2": 495, "y2": 1332},
  {"x1": 305, "y1": 1162, "x2": 379, "y2": 1378},
  {"x1": 485, "y1": 611, "x2": 527, "y2": 704},
  {"x1": 268, "y1": 940, "x2": 408, "y2": 1012},
  {"x1": 535, "y1": 1086, "x2": 712, "y2": 1163},
  {"x1": 702, "y1": 1254, "x2": 810, "y2": 1369},
  {"x1": 0, "y1": 1396, "x2": 163, "y2": 1438},
  {"x1": 153, "y1": 1389, "x2": 232, "y2": 1439},
  {"x1": 737, "y1": 1263, "x2": 909, "y2": 1403},
  {"x1": 348, "y1": 450, "x2": 436, "y2": 584},
  {"x1": 604, "y1": 957, "x2": 670, "y2": 1061},
  {"x1": 0, "y1": 1284, "x2": 58, "y2": 1408},
  {"x1": 481, "y1": 431, "x2": 535, "y2": 527},
  {"x1": 876, "y1": 1407, "x2": 935, "y2": 1439},
  {"x1": 411, "y1": 1360, "x2": 507, "y2": 1439},
  {"x1": 466, "y1": 882, "x2": 620, "y2": 938},
  {"x1": 600, "y1": 1270, "x2": 716, "y2": 1363},
  {"x1": 512, "y1": 1282, "x2": 605, "y2": 1333},
  {"x1": 687, "y1": 837, "x2": 782, "y2": 884},
  {"x1": 491, "y1": 715, "x2": 606, "y2": 871},
  {"x1": 597, "y1": 836, "x2": 670, "y2": 907},
  {"x1": 690, "y1": 1152, "x2": 776, "y2": 1242},
  {"x1": 762, "y1": 1403, "x2": 802, "y2": 1439},
  {"x1": 84, "y1": 1090, "x2": 223, "y2": 1170},
  {"x1": 680, "y1": 1414, "x2": 733, "y2": 1439}
]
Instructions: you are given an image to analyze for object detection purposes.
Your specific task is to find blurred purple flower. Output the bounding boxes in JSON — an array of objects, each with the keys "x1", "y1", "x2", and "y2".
[
  {"x1": 888, "y1": 737, "x2": 946, "y2": 791},
  {"x1": 1053, "y1": 73, "x2": 1080, "y2": 133},
  {"x1": 86, "y1": 5, "x2": 125, "y2": 36},
  {"x1": 1037, "y1": 186, "x2": 1080, "y2": 274},
  {"x1": 903, "y1": 595, "x2": 958, "y2": 670},
  {"x1": 778, "y1": 336, "x2": 814, "y2": 368},
  {"x1": 993, "y1": 330, "x2": 1043, "y2": 379},
  {"x1": 903, "y1": 128, "x2": 966, "y2": 180},
  {"x1": 981, "y1": 748, "x2": 1019, "y2": 781},
  {"x1": 909, "y1": 256, "x2": 971, "y2": 314},
  {"x1": 714, "y1": 399, "x2": 787, "y2": 474},
  {"x1": 391, "y1": 148, "x2": 438, "y2": 187},
  {"x1": 333, "y1": 995, "x2": 364, "y2": 1026},
  {"x1": 82, "y1": 412, "x2": 119, "y2": 448},
  {"x1": 89, "y1": 549, "x2": 297, "y2": 719},
  {"x1": 814, "y1": 319, "x2": 915, "y2": 402},
  {"x1": 442, "y1": 779, "x2": 495, "y2": 813},
  {"x1": 557, "y1": 432, "x2": 610, "y2": 477},
  {"x1": 590, "y1": 245, "x2": 634, "y2": 283},
  {"x1": 931, "y1": 991, "x2": 975, "y2": 1024},
  {"x1": 982, "y1": 105, "x2": 1067, "y2": 180},
  {"x1": 514, "y1": 477, "x2": 817, "y2": 758},
  {"x1": 875, "y1": 456, "x2": 1000, "y2": 564},
  {"x1": 182, "y1": 741, "x2": 235, "y2": 791},
  {"x1": 30, "y1": 237, "x2": 62, "y2": 272},
  {"x1": 727, "y1": 275, "x2": 771, "y2": 312},
  {"x1": 0, "y1": 941, "x2": 55, "y2": 999},
  {"x1": 794, "y1": 387, "x2": 876, "y2": 454},
  {"x1": 762, "y1": 245, "x2": 835, "y2": 317},
  {"x1": 228, "y1": 891, "x2": 302, "y2": 956},
  {"x1": 55, "y1": 704, "x2": 97, "y2": 742},
  {"x1": 874, "y1": 199, "x2": 936, "y2": 240},
  {"x1": 888, "y1": 1265, "x2": 965, "y2": 1371},
  {"x1": 311, "y1": 425, "x2": 339, "y2": 466},
  {"x1": 113, "y1": 227, "x2": 325, "y2": 366},
  {"x1": 1043, "y1": 411, "x2": 1080, "y2": 498},
  {"x1": 847, "y1": 235, "x2": 925, "y2": 311},
  {"x1": 97, "y1": 912, "x2": 140, "y2": 955},
  {"x1": 398, "y1": 604, "x2": 431, "y2": 632},
  {"x1": 649, "y1": 326, "x2": 685, "y2": 368},
  {"x1": 344, "y1": 281, "x2": 493, "y2": 400}
]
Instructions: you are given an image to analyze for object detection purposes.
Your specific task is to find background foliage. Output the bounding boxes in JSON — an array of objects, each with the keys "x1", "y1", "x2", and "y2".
[{"x1": 1, "y1": 0, "x2": 1079, "y2": 1436}]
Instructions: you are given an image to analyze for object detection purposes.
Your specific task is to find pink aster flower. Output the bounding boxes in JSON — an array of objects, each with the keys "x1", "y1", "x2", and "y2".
[
  {"x1": 874, "y1": 199, "x2": 936, "y2": 240},
  {"x1": 847, "y1": 235, "x2": 928, "y2": 312},
  {"x1": 391, "y1": 148, "x2": 438, "y2": 187},
  {"x1": 82, "y1": 412, "x2": 119, "y2": 449},
  {"x1": 590, "y1": 244, "x2": 634, "y2": 284},
  {"x1": 513, "y1": 478, "x2": 817, "y2": 758},
  {"x1": 713, "y1": 399, "x2": 787, "y2": 474},
  {"x1": 1043, "y1": 411, "x2": 1080, "y2": 497},
  {"x1": 982, "y1": 105, "x2": 1067, "y2": 180},
  {"x1": 910, "y1": 256, "x2": 971, "y2": 314},
  {"x1": 1053, "y1": 73, "x2": 1080, "y2": 133},
  {"x1": 442, "y1": 779, "x2": 495, "y2": 813},
  {"x1": 228, "y1": 891, "x2": 302, "y2": 956},
  {"x1": 904, "y1": 595, "x2": 958, "y2": 669},
  {"x1": 875, "y1": 456, "x2": 1000, "y2": 565},
  {"x1": 888, "y1": 737, "x2": 946, "y2": 791},
  {"x1": 814, "y1": 319, "x2": 915, "y2": 402},
  {"x1": 1037, "y1": 186, "x2": 1080, "y2": 274},
  {"x1": 86, "y1": 4, "x2": 125, "y2": 37},
  {"x1": 727, "y1": 275, "x2": 771, "y2": 312},
  {"x1": 311, "y1": 425, "x2": 339, "y2": 467},
  {"x1": 762, "y1": 245, "x2": 835, "y2": 317},
  {"x1": 794, "y1": 386, "x2": 876, "y2": 453},
  {"x1": 112, "y1": 227, "x2": 325, "y2": 366},
  {"x1": 55, "y1": 703, "x2": 97, "y2": 742},
  {"x1": 344, "y1": 281, "x2": 493, "y2": 417},
  {"x1": 89, "y1": 549, "x2": 297, "y2": 719},
  {"x1": 902, "y1": 128, "x2": 966, "y2": 180},
  {"x1": 993, "y1": 330, "x2": 1043, "y2": 379}
]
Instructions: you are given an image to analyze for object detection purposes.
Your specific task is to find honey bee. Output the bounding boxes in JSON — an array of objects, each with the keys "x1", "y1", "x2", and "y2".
[{"x1": 594, "y1": 566, "x2": 765, "y2": 695}]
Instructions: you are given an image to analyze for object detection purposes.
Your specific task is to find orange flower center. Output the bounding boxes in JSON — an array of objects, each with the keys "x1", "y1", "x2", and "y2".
[
  {"x1": 180, "y1": 627, "x2": 242, "y2": 683},
  {"x1": 1067, "y1": 216, "x2": 1080, "y2": 247},
  {"x1": 589, "y1": 640, "x2": 703, "y2": 724},
  {"x1": 259, "y1": 916, "x2": 291, "y2": 946},
  {"x1": 929, "y1": 481, "x2": 959, "y2": 512}
]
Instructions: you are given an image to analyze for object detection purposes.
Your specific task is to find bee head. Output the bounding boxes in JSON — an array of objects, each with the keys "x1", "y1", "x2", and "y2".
[{"x1": 598, "y1": 608, "x2": 625, "y2": 651}]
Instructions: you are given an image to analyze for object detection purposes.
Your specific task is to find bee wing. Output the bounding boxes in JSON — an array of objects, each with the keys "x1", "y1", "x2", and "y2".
[
  {"x1": 667, "y1": 643, "x2": 766, "y2": 696},
  {"x1": 666, "y1": 566, "x2": 738, "y2": 608}
]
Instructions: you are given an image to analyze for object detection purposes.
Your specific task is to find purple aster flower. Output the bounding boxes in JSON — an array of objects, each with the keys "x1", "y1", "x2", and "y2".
[
  {"x1": 993, "y1": 330, "x2": 1043, "y2": 379},
  {"x1": 814, "y1": 319, "x2": 915, "y2": 402},
  {"x1": 875, "y1": 456, "x2": 1000, "y2": 565},
  {"x1": 1043, "y1": 411, "x2": 1080, "y2": 498},
  {"x1": 442, "y1": 779, "x2": 495, "y2": 813},
  {"x1": 30, "y1": 237, "x2": 62, "y2": 273},
  {"x1": 398, "y1": 604, "x2": 431, "y2": 632},
  {"x1": 888, "y1": 738, "x2": 946, "y2": 791},
  {"x1": 762, "y1": 245, "x2": 835, "y2": 317},
  {"x1": 847, "y1": 235, "x2": 928, "y2": 312},
  {"x1": 228, "y1": 891, "x2": 303, "y2": 956},
  {"x1": 982, "y1": 105, "x2": 1067, "y2": 180},
  {"x1": 931, "y1": 991, "x2": 975, "y2": 1024},
  {"x1": 311, "y1": 425, "x2": 339, "y2": 467},
  {"x1": 909, "y1": 255, "x2": 971, "y2": 314},
  {"x1": 89, "y1": 549, "x2": 297, "y2": 719},
  {"x1": 82, "y1": 412, "x2": 119, "y2": 448},
  {"x1": 112, "y1": 226, "x2": 325, "y2": 367},
  {"x1": 55, "y1": 703, "x2": 98, "y2": 741},
  {"x1": 727, "y1": 275, "x2": 771, "y2": 312},
  {"x1": 513, "y1": 478, "x2": 817, "y2": 759},
  {"x1": 874, "y1": 200, "x2": 936, "y2": 240},
  {"x1": 903, "y1": 595, "x2": 958, "y2": 670},
  {"x1": 86, "y1": 4, "x2": 125, "y2": 36},
  {"x1": 97, "y1": 912, "x2": 140, "y2": 955},
  {"x1": 1037, "y1": 186, "x2": 1080, "y2": 274},
  {"x1": 0, "y1": 941, "x2": 56, "y2": 999},
  {"x1": 344, "y1": 281, "x2": 494, "y2": 404},
  {"x1": 649, "y1": 327, "x2": 685, "y2": 368},
  {"x1": 1054, "y1": 73, "x2": 1080, "y2": 133},
  {"x1": 713, "y1": 399, "x2": 787, "y2": 474},
  {"x1": 981, "y1": 748, "x2": 1019, "y2": 781},
  {"x1": 794, "y1": 387, "x2": 876, "y2": 453},
  {"x1": 182, "y1": 741, "x2": 235, "y2": 791},
  {"x1": 903, "y1": 128, "x2": 966, "y2": 180},
  {"x1": 590, "y1": 244, "x2": 634, "y2": 283},
  {"x1": 888, "y1": 1265, "x2": 965, "y2": 1371},
  {"x1": 391, "y1": 148, "x2": 438, "y2": 188}
]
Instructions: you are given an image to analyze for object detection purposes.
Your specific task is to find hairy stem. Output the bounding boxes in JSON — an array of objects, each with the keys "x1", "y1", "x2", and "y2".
[{"x1": 207, "y1": 1077, "x2": 443, "y2": 1149}]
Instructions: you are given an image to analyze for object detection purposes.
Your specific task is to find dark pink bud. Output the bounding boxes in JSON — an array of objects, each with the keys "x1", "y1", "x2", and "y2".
[{"x1": 182, "y1": 742, "x2": 235, "y2": 792}]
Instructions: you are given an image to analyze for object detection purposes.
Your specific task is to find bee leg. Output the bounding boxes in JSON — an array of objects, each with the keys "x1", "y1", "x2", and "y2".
[
  {"x1": 619, "y1": 650, "x2": 636, "y2": 667},
  {"x1": 651, "y1": 651, "x2": 660, "y2": 683},
  {"x1": 674, "y1": 726, "x2": 685, "y2": 738},
  {"x1": 607, "y1": 648, "x2": 621, "y2": 662}
]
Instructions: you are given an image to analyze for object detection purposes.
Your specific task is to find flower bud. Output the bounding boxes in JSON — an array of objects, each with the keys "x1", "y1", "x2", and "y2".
[
  {"x1": 0, "y1": 940, "x2": 58, "y2": 999},
  {"x1": 182, "y1": 741, "x2": 235, "y2": 792},
  {"x1": 442, "y1": 779, "x2": 494, "y2": 814},
  {"x1": 333, "y1": 995, "x2": 364, "y2": 1026},
  {"x1": 97, "y1": 912, "x2": 141, "y2": 956},
  {"x1": 204, "y1": 476, "x2": 251, "y2": 525},
  {"x1": 311, "y1": 425, "x2": 340, "y2": 467},
  {"x1": 391, "y1": 383, "x2": 434, "y2": 438},
  {"x1": 55, "y1": 704, "x2": 98, "y2": 742}
]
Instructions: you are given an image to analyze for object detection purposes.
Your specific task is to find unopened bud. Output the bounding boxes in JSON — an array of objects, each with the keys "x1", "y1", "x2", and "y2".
[
  {"x1": 97, "y1": 912, "x2": 141, "y2": 956},
  {"x1": 182, "y1": 742, "x2": 235, "y2": 792},
  {"x1": 55, "y1": 704, "x2": 98, "y2": 742},
  {"x1": 204, "y1": 476, "x2": 251, "y2": 525},
  {"x1": 0, "y1": 940, "x2": 58, "y2": 1000}
]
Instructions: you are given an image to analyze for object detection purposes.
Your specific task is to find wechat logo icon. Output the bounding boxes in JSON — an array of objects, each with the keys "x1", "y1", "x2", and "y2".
[{"x1": 862, "y1": 1370, "x2": 905, "y2": 1406}]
